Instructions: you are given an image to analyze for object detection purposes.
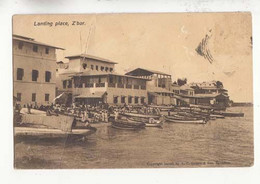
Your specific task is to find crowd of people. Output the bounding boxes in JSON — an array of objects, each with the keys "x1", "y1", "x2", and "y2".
[{"x1": 14, "y1": 102, "x2": 163, "y2": 124}]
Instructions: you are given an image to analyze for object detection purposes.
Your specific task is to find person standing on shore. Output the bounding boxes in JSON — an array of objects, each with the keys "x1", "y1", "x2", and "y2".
[{"x1": 27, "y1": 103, "x2": 31, "y2": 114}]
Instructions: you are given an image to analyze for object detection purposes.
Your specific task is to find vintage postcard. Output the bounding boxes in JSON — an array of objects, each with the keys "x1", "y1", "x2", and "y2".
[{"x1": 13, "y1": 13, "x2": 253, "y2": 169}]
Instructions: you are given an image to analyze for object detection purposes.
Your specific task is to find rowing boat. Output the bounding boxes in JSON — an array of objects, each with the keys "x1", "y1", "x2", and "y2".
[
  {"x1": 111, "y1": 119, "x2": 145, "y2": 130},
  {"x1": 212, "y1": 111, "x2": 244, "y2": 117},
  {"x1": 165, "y1": 116, "x2": 206, "y2": 124},
  {"x1": 121, "y1": 112, "x2": 160, "y2": 119}
]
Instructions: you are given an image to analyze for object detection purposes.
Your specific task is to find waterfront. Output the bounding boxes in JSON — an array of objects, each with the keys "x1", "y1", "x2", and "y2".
[{"x1": 14, "y1": 107, "x2": 253, "y2": 169}]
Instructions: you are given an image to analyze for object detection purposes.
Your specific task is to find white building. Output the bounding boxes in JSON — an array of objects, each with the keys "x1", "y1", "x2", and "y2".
[{"x1": 13, "y1": 34, "x2": 64, "y2": 106}]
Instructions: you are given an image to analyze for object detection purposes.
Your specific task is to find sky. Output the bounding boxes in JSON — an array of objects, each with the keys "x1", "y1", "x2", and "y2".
[{"x1": 13, "y1": 13, "x2": 253, "y2": 102}]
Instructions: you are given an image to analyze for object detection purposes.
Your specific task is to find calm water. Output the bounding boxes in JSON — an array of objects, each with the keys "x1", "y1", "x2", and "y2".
[{"x1": 14, "y1": 107, "x2": 254, "y2": 169}]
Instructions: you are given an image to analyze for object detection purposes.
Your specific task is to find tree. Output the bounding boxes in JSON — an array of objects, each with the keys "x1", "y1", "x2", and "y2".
[
  {"x1": 177, "y1": 78, "x2": 187, "y2": 86},
  {"x1": 216, "y1": 81, "x2": 223, "y2": 88}
]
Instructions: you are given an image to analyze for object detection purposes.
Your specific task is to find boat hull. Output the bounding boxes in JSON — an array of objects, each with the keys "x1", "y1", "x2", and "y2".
[{"x1": 165, "y1": 116, "x2": 206, "y2": 124}]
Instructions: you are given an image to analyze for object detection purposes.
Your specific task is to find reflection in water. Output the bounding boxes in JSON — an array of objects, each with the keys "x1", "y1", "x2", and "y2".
[{"x1": 14, "y1": 107, "x2": 253, "y2": 169}]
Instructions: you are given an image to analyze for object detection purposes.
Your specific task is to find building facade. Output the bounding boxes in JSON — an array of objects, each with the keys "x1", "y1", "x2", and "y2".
[
  {"x1": 125, "y1": 68, "x2": 175, "y2": 105},
  {"x1": 13, "y1": 34, "x2": 63, "y2": 106},
  {"x1": 57, "y1": 56, "x2": 175, "y2": 106},
  {"x1": 172, "y1": 81, "x2": 229, "y2": 107}
]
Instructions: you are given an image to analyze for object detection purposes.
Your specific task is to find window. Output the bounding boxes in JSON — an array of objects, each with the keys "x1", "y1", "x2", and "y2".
[
  {"x1": 118, "y1": 76, "x2": 122, "y2": 83},
  {"x1": 33, "y1": 45, "x2": 38, "y2": 52},
  {"x1": 17, "y1": 93, "x2": 21, "y2": 102},
  {"x1": 113, "y1": 96, "x2": 118, "y2": 104},
  {"x1": 101, "y1": 66, "x2": 104, "y2": 71},
  {"x1": 96, "y1": 65, "x2": 99, "y2": 71},
  {"x1": 109, "y1": 76, "x2": 114, "y2": 83},
  {"x1": 18, "y1": 42, "x2": 23, "y2": 49},
  {"x1": 135, "y1": 97, "x2": 139, "y2": 104},
  {"x1": 82, "y1": 63, "x2": 87, "y2": 69},
  {"x1": 128, "y1": 96, "x2": 132, "y2": 104},
  {"x1": 45, "y1": 71, "x2": 51, "y2": 82},
  {"x1": 63, "y1": 80, "x2": 67, "y2": 89},
  {"x1": 45, "y1": 47, "x2": 49, "y2": 54},
  {"x1": 17, "y1": 68, "x2": 24, "y2": 80},
  {"x1": 110, "y1": 68, "x2": 113, "y2": 72},
  {"x1": 32, "y1": 93, "x2": 36, "y2": 102},
  {"x1": 105, "y1": 67, "x2": 108, "y2": 72},
  {"x1": 68, "y1": 80, "x2": 72, "y2": 88},
  {"x1": 91, "y1": 65, "x2": 94, "y2": 70},
  {"x1": 121, "y1": 96, "x2": 125, "y2": 104},
  {"x1": 32, "y1": 70, "x2": 39, "y2": 81},
  {"x1": 141, "y1": 97, "x2": 145, "y2": 104},
  {"x1": 45, "y1": 94, "x2": 50, "y2": 102}
]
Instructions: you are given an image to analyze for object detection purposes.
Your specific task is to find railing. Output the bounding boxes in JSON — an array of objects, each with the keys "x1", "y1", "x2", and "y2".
[
  {"x1": 134, "y1": 85, "x2": 139, "y2": 89},
  {"x1": 126, "y1": 84, "x2": 132, "y2": 89},
  {"x1": 85, "y1": 83, "x2": 94, "y2": 88},
  {"x1": 141, "y1": 85, "x2": 146, "y2": 90},
  {"x1": 96, "y1": 83, "x2": 105, "y2": 87},
  {"x1": 108, "y1": 83, "x2": 116, "y2": 88},
  {"x1": 117, "y1": 83, "x2": 124, "y2": 88}
]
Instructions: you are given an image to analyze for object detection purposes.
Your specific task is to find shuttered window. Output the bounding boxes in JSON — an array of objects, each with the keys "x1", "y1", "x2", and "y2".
[
  {"x1": 45, "y1": 71, "x2": 51, "y2": 82},
  {"x1": 32, "y1": 70, "x2": 39, "y2": 81},
  {"x1": 17, "y1": 68, "x2": 24, "y2": 80}
]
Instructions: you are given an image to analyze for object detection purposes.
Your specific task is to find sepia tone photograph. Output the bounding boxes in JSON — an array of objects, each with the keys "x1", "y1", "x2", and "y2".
[{"x1": 12, "y1": 13, "x2": 253, "y2": 169}]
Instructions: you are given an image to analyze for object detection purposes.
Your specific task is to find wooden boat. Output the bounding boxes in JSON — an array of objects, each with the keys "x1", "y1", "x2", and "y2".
[
  {"x1": 16, "y1": 109, "x2": 96, "y2": 139},
  {"x1": 190, "y1": 104, "x2": 226, "y2": 111},
  {"x1": 165, "y1": 116, "x2": 206, "y2": 124},
  {"x1": 111, "y1": 119, "x2": 145, "y2": 130},
  {"x1": 212, "y1": 111, "x2": 244, "y2": 117},
  {"x1": 120, "y1": 112, "x2": 160, "y2": 119},
  {"x1": 149, "y1": 105, "x2": 175, "y2": 111},
  {"x1": 14, "y1": 127, "x2": 93, "y2": 138},
  {"x1": 145, "y1": 120, "x2": 163, "y2": 127},
  {"x1": 173, "y1": 112, "x2": 210, "y2": 121},
  {"x1": 127, "y1": 117, "x2": 163, "y2": 127}
]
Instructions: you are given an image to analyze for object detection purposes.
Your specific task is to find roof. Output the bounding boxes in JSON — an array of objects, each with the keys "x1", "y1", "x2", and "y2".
[
  {"x1": 180, "y1": 85, "x2": 194, "y2": 90},
  {"x1": 65, "y1": 54, "x2": 118, "y2": 64},
  {"x1": 125, "y1": 68, "x2": 171, "y2": 76},
  {"x1": 74, "y1": 91, "x2": 106, "y2": 99},
  {"x1": 71, "y1": 72, "x2": 149, "y2": 80},
  {"x1": 13, "y1": 34, "x2": 65, "y2": 50},
  {"x1": 148, "y1": 87, "x2": 174, "y2": 94},
  {"x1": 177, "y1": 93, "x2": 228, "y2": 99}
]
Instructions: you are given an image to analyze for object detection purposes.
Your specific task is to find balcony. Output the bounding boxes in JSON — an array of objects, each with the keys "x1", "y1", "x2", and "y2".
[
  {"x1": 141, "y1": 85, "x2": 146, "y2": 90},
  {"x1": 134, "y1": 85, "x2": 139, "y2": 89},
  {"x1": 117, "y1": 83, "x2": 124, "y2": 88},
  {"x1": 96, "y1": 83, "x2": 105, "y2": 87},
  {"x1": 108, "y1": 83, "x2": 116, "y2": 88},
  {"x1": 126, "y1": 84, "x2": 132, "y2": 89},
  {"x1": 85, "y1": 83, "x2": 94, "y2": 88}
]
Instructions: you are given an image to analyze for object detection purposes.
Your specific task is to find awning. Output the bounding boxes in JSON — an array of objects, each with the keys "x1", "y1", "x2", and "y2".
[{"x1": 74, "y1": 91, "x2": 106, "y2": 99}]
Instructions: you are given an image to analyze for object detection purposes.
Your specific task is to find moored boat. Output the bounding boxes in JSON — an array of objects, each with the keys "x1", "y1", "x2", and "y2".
[
  {"x1": 212, "y1": 111, "x2": 244, "y2": 117},
  {"x1": 165, "y1": 116, "x2": 206, "y2": 124},
  {"x1": 111, "y1": 119, "x2": 145, "y2": 130},
  {"x1": 120, "y1": 112, "x2": 160, "y2": 119}
]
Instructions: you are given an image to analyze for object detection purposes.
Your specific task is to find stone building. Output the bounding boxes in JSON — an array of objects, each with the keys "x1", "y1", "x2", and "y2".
[{"x1": 13, "y1": 34, "x2": 64, "y2": 106}]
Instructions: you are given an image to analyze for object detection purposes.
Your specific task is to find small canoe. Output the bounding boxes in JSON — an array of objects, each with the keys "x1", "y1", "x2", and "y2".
[{"x1": 165, "y1": 116, "x2": 206, "y2": 124}]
